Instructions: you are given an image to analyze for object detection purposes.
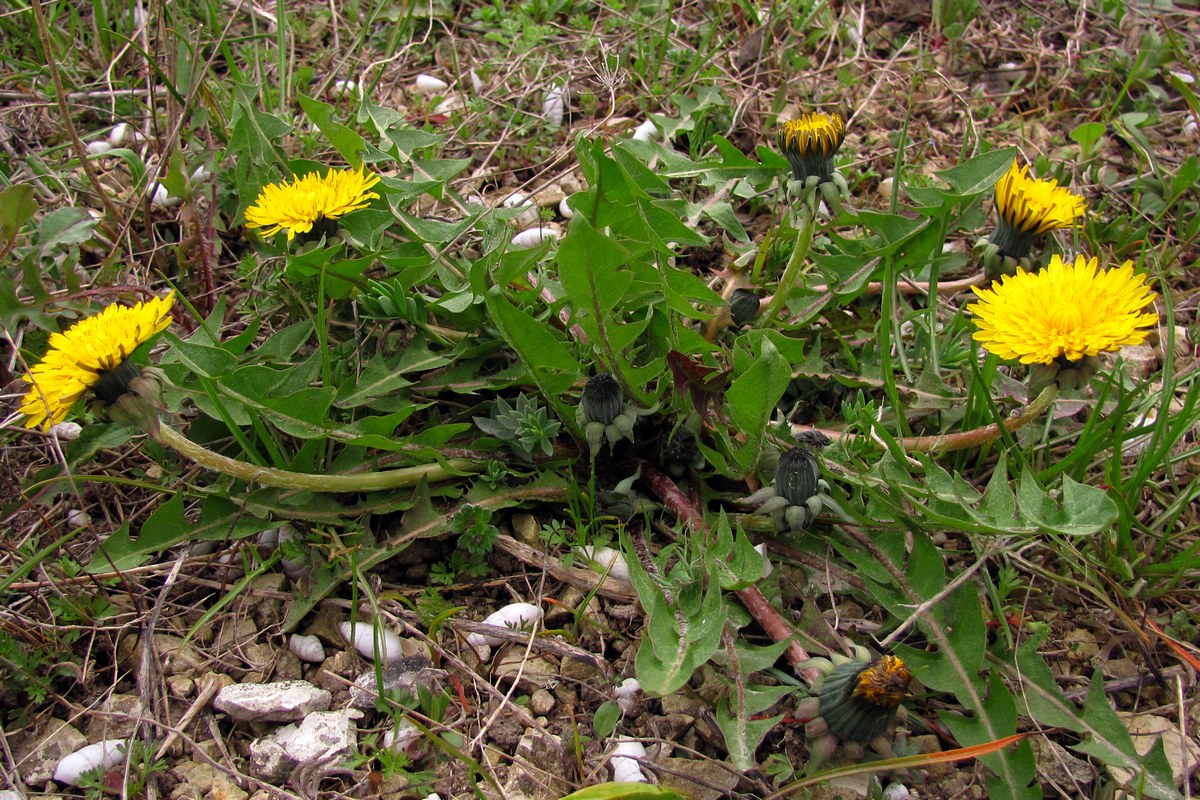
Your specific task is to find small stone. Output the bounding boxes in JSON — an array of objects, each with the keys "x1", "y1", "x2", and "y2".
[
  {"x1": 648, "y1": 713, "x2": 694, "y2": 742},
  {"x1": 559, "y1": 655, "x2": 604, "y2": 683},
  {"x1": 272, "y1": 648, "x2": 304, "y2": 681},
  {"x1": 213, "y1": 680, "x2": 331, "y2": 722},
  {"x1": 1119, "y1": 344, "x2": 1158, "y2": 381},
  {"x1": 510, "y1": 513, "x2": 540, "y2": 545},
  {"x1": 529, "y1": 689, "x2": 555, "y2": 715},
  {"x1": 240, "y1": 643, "x2": 279, "y2": 683},
  {"x1": 659, "y1": 694, "x2": 705, "y2": 717},
  {"x1": 13, "y1": 718, "x2": 86, "y2": 785},
  {"x1": 86, "y1": 694, "x2": 145, "y2": 740},
  {"x1": 349, "y1": 655, "x2": 446, "y2": 709},
  {"x1": 657, "y1": 756, "x2": 739, "y2": 800},
  {"x1": 167, "y1": 675, "x2": 195, "y2": 698},
  {"x1": 151, "y1": 634, "x2": 205, "y2": 677},
  {"x1": 505, "y1": 730, "x2": 565, "y2": 797},
  {"x1": 251, "y1": 709, "x2": 362, "y2": 782},
  {"x1": 1110, "y1": 712, "x2": 1200, "y2": 789},
  {"x1": 313, "y1": 649, "x2": 358, "y2": 693},
  {"x1": 1030, "y1": 737, "x2": 1093, "y2": 788},
  {"x1": 492, "y1": 652, "x2": 557, "y2": 690}
]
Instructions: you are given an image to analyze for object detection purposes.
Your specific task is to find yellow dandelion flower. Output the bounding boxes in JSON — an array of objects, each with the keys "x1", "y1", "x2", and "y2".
[
  {"x1": 244, "y1": 166, "x2": 381, "y2": 241},
  {"x1": 989, "y1": 160, "x2": 1086, "y2": 259},
  {"x1": 777, "y1": 112, "x2": 846, "y2": 184},
  {"x1": 20, "y1": 293, "x2": 176, "y2": 430},
  {"x1": 968, "y1": 254, "x2": 1156, "y2": 365}
]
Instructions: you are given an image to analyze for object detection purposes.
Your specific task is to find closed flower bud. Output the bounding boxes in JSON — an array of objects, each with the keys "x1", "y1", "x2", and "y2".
[
  {"x1": 580, "y1": 373, "x2": 623, "y2": 425},
  {"x1": 729, "y1": 289, "x2": 761, "y2": 326},
  {"x1": 775, "y1": 432, "x2": 830, "y2": 507}
]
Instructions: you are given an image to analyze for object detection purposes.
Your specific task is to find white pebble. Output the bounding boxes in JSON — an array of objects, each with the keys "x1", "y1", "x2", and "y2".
[
  {"x1": 54, "y1": 739, "x2": 127, "y2": 786},
  {"x1": 510, "y1": 227, "x2": 558, "y2": 249},
  {"x1": 876, "y1": 176, "x2": 895, "y2": 203},
  {"x1": 382, "y1": 718, "x2": 422, "y2": 753},
  {"x1": 108, "y1": 123, "x2": 145, "y2": 146},
  {"x1": 289, "y1": 634, "x2": 325, "y2": 663},
  {"x1": 51, "y1": 421, "x2": 83, "y2": 440},
  {"x1": 332, "y1": 79, "x2": 359, "y2": 97},
  {"x1": 631, "y1": 119, "x2": 657, "y2": 142},
  {"x1": 994, "y1": 62, "x2": 1027, "y2": 85},
  {"x1": 579, "y1": 546, "x2": 630, "y2": 581},
  {"x1": 543, "y1": 85, "x2": 566, "y2": 128},
  {"x1": 66, "y1": 509, "x2": 91, "y2": 528},
  {"x1": 414, "y1": 74, "x2": 449, "y2": 95},
  {"x1": 264, "y1": 523, "x2": 308, "y2": 580},
  {"x1": 502, "y1": 192, "x2": 532, "y2": 209},
  {"x1": 614, "y1": 677, "x2": 641, "y2": 712},
  {"x1": 467, "y1": 602, "x2": 543, "y2": 648},
  {"x1": 610, "y1": 741, "x2": 647, "y2": 783},
  {"x1": 86, "y1": 141, "x2": 112, "y2": 156},
  {"x1": 148, "y1": 183, "x2": 180, "y2": 209},
  {"x1": 340, "y1": 621, "x2": 403, "y2": 663}
]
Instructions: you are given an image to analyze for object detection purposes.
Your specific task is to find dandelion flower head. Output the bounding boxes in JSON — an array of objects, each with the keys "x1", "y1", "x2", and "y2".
[
  {"x1": 969, "y1": 254, "x2": 1156, "y2": 364},
  {"x1": 987, "y1": 160, "x2": 1086, "y2": 261},
  {"x1": 20, "y1": 293, "x2": 176, "y2": 430},
  {"x1": 244, "y1": 166, "x2": 380, "y2": 241},
  {"x1": 777, "y1": 112, "x2": 846, "y2": 184}
]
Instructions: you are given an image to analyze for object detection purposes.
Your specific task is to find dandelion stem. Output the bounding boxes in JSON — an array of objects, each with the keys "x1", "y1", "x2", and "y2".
[
  {"x1": 757, "y1": 205, "x2": 815, "y2": 329},
  {"x1": 153, "y1": 423, "x2": 481, "y2": 492}
]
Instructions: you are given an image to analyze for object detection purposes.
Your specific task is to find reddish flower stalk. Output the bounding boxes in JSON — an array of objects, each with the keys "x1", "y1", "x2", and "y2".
[{"x1": 636, "y1": 460, "x2": 820, "y2": 684}]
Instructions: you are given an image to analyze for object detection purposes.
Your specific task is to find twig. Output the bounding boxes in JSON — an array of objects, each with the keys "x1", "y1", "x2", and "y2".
[{"x1": 792, "y1": 384, "x2": 1060, "y2": 455}]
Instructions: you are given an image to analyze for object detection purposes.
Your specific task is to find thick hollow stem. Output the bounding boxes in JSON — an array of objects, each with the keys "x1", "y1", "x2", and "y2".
[
  {"x1": 154, "y1": 423, "x2": 481, "y2": 492},
  {"x1": 756, "y1": 207, "x2": 816, "y2": 329}
]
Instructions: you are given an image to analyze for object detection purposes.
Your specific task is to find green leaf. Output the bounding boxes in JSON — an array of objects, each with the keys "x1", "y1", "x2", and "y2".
[
  {"x1": 724, "y1": 333, "x2": 791, "y2": 471},
  {"x1": 297, "y1": 95, "x2": 367, "y2": 166},
  {"x1": 1072, "y1": 673, "x2": 1182, "y2": 800},
  {"x1": 38, "y1": 208, "x2": 99, "y2": 253},
  {"x1": 1017, "y1": 469, "x2": 1117, "y2": 535},
  {"x1": 1070, "y1": 122, "x2": 1107, "y2": 153},
  {"x1": 855, "y1": 211, "x2": 928, "y2": 256},
  {"x1": 933, "y1": 148, "x2": 1017, "y2": 196},
  {"x1": 975, "y1": 453, "x2": 1018, "y2": 527},
  {"x1": 711, "y1": 511, "x2": 764, "y2": 590},
  {"x1": 593, "y1": 700, "x2": 621, "y2": 740},
  {"x1": 228, "y1": 84, "x2": 291, "y2": 163},
  {"x1": 628, "y1": 547, "x2": 724, "y2": 696},
  {"x1": 557, "y1": 214, "x2": 634, "y2": 327},
  {"x1": 483, "y1": 288, "x2": 581, "y2": 402},
  {"x1": 161, "y1": 334, "x2": 239, "y2": 378},
  {"x1": 86, "y1": 495, "x2": 272, "y2": 572},
  {"x1": 717, "y1": 685, "x2": 787, "y2": 771},
  {"x1": 0, "y1": 184, "x2": 37, "y2": 246},
  {"x1": 1001, "y1": 635, "x2": 1182, "y2": 800}
]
